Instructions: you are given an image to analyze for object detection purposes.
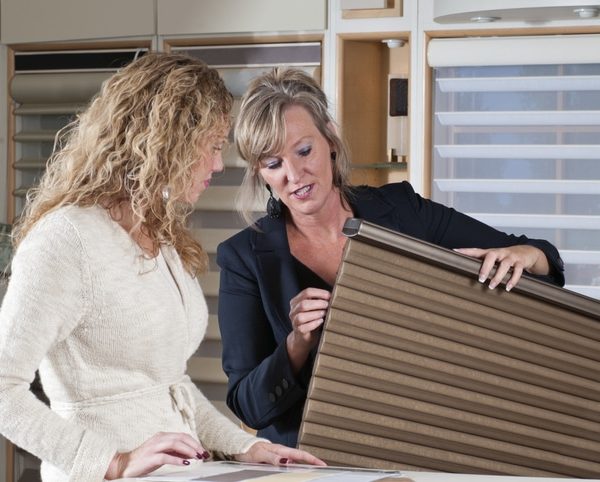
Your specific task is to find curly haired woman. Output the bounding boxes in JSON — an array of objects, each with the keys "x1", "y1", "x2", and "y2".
[{"x1": 0, "y1": 53, "x2": 324, "y2": 482}]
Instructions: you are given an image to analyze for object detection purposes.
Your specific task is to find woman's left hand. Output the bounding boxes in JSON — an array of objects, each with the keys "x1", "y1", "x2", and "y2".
[
  {"x1": 454, "y1": 245, "x2": 549, "y2": 292},
  {"x1": 234, "y1": 441, "x2": 327, "y2": 466}
]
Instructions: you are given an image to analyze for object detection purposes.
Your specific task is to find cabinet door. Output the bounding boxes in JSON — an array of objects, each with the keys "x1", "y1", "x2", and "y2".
[
  {"x1": 158, "y1": 0, "x2": 326, "y2": 36},
  {"x1": 0, "y1": 0, "x2": 153, "y2": 44}
]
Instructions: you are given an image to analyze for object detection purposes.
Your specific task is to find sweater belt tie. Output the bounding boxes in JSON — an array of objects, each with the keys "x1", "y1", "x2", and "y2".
[{"x1": 169, "y1": 381, "x2": 197, "y2": 436}]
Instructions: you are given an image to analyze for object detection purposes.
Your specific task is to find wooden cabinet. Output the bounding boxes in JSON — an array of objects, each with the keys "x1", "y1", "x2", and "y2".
[{"x1": 338, "y1": 33, "x2": 410, "y2": 187}]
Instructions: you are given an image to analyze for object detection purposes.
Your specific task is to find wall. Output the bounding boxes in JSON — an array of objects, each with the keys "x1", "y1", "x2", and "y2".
[{"x1": 0, "y1": 43, "x2": 6, "y2": 224}]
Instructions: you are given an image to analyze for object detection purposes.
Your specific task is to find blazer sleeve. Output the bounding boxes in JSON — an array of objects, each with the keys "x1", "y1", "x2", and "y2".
[
  {"x1": 384, "y1": 182, "x2": 565, "y2": 287},
  {"x1": 0, "y1": 214, "x2": 118, "y2": 482},
  {"x1": 217, "y1": 239, "x2": 308, "y2": 431}
]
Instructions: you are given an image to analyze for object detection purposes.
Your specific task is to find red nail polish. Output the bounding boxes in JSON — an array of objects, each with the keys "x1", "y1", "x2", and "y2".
[
  {"x1": 279, "y1": 458, "x2": 288, "y2": 464},
  {"x1": 202, "y1": 451, "x2": 210, "y2": 459},
  {"x1": 196, "y1": 452, "x2": 202, "y2": 459},
  {"x1": 183, "y1": 459, "x2": 190, "y2": 466}
]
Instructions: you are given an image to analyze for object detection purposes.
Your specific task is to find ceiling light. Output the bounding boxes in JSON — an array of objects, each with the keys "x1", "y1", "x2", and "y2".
[
  {"x1": 574, "y1": 7, "x2": 600, "y2": 18},
  {"x1": 382, "y1": 39, "x2": 405, "y2": 48},
  {"x1": 470, "y1": 16, "x2": 501, "y2": 23}
]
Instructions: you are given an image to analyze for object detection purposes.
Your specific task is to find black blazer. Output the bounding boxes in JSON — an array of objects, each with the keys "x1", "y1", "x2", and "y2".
[{"x1": 216, "y1": 182, "x2": 564, "y2": 447}]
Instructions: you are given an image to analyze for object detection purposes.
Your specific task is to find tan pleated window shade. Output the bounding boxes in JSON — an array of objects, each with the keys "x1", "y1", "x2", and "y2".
[
  {"x1": 299, "y1": 218, "x2": 600, "y2": 477},
  {"x1": 9, "y1": 48, "x2": 147, "y2": 221},
  {"x1": 170, "y1": 42, "x2": 322, "y2": 422}
]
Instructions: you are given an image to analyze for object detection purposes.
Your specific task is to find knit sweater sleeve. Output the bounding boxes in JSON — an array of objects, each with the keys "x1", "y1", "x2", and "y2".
[{"x1": 0, "y1": 213, "x2": 118, "y2": 482}]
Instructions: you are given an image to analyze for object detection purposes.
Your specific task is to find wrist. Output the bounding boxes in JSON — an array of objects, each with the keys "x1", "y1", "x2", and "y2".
[
  {"x1": 105, "y1": 452, "x2": 126, "y2": 480},
  {"x1": 286, "y1": 333, "x2": 311, "y2": 374}
]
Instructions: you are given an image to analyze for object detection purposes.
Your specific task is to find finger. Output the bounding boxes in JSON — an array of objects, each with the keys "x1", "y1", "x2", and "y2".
[
  {"x1": 293, "y1": 310, "x2": 327, "y2": 327},
  {"x1": 150, "y1": 433, "x2": 205, "y2": 459},
  {"x1": 157, "y1": 440, "x2": 204, "y2": 460},
  {"x1": 506, "y1": 265, "x2": 523, "y2": 292},
  {"x1": 478, "y1": 253, "x2": 499, "y2": 284},
  {"x1": 489, "y1": 259, "x2": 513, "y2": 290},
  {"x1": 291, "y1": 288, "x2": 331, "y2": 303},
  {"x1": 295, "y1": 317, "x2": 324, "y2": 334},
  {"x1": 146, "y1": 452, "x2": 194, "y2": 469},
  {"x1": 453, "y1": 247, "x2": 487, "y2": 258},
  {"x1": 280, "y1": 447, "x2": 327, "y2": 466},
  {"x1": 290, "y1": 300, "x2": 329, "y2": 318}
]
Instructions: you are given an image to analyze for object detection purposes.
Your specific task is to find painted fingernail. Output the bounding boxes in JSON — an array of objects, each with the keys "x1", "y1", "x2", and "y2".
[
  {"x1": 279, "y1": 458, "x2": 289, "y2": 464},
  {"x1": 489, "y1": 283, "x2": 496, "y2": 289},
  {"x1": 183, "y1": 460, "x2": 191, "y2": 466},
  {"x1": 506, "y1": 283, "x2": 513, "y2": 292},
  {"x1": 202, "y1": 451, "x2": 210, "y2": 459},
  {"x1": 478, "y1": 276, "x2": 485, "y2": 283},
  {"x1": 196, "y1": 452, "x2": 203, "y2": 459}
]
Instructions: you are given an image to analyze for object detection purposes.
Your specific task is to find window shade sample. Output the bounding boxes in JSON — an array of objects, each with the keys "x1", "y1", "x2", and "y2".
[{"x1": 298, "y1": 218, "x2": 600, "y2": 477}]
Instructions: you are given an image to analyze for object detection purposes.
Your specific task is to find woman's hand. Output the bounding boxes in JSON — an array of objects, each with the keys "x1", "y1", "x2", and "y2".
[
  {"x1": 105, "y1": 432, "x2": 208, "y2": 480},
  {"x1": 286, "y1": 287, "x2": 331, "y2": 373},
  {"x1": 234, "y1": 441, "x2": 327, "y2": 466},
  {"x1": 455, "y1": 245, "x2": 549, "y2": 292}
]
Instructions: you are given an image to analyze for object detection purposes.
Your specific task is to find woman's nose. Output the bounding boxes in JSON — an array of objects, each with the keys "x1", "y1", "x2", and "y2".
[{"x1": 285, "y1": 160, "x2": 301, "y2": 184}]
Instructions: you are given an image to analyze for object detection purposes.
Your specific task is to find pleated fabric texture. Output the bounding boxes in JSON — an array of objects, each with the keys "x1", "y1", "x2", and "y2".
[{"x1": 298, "y1": 218, "x2": 600, "y2": 478}]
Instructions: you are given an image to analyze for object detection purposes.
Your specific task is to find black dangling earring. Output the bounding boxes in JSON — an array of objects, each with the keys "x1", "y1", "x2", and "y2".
[
  {"x1": 266, "y1": 184, "x2": 282, "y2": 219},
  {"x1": 331, "y1": 151, "x2": 337, "y2": 161}
]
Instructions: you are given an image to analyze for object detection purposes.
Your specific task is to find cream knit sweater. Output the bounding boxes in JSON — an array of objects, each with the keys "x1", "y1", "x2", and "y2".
[{"x1": 0, "y1": 206, "x2": 261, "y2": 482}]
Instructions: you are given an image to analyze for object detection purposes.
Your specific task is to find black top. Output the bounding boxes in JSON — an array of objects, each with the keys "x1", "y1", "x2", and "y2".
[{"x1": 216, "y1": 182, "x2": 565, "y2": 447}]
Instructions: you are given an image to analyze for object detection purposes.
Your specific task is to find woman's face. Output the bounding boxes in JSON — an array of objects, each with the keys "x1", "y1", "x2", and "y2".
[
  {"x1": 258, "y1": 104, "x2": 336, "y2": 219},
  {"x1": 184, "y1": 134, "x2": 226, "y2": 204}
]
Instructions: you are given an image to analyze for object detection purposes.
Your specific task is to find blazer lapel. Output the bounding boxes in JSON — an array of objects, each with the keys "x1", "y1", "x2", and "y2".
[{"x1": 253, "y1": 216, "x2": 301, "y2": 333}]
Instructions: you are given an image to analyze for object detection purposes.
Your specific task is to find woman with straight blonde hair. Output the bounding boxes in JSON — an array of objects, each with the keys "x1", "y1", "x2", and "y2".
[
  {"x1": 0, "y1": 53, "x2": 324, "y2": 482},
  {"x1": 217, "y1": 67, "x2": 565, "y2": 448}
]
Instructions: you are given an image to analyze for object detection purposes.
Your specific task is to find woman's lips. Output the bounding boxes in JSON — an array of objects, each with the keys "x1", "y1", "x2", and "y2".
[{"x1": 292, "y1": 184, "x2": 313, "y2": 199}]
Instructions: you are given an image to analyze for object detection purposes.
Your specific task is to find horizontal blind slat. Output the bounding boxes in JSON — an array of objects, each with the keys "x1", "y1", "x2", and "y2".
[
  {"x1": 435, "y1": 179, "x2": 600, "y2": 195},
  {"x1": 437, "y1": 111, "x2": 600, "y2": 126},
  {"x1": 437, "y1": 76, "x2": 600, "y2": 93},
  {"x1": 435, "y1": 145, "x2": 600, "y2": 159},
  {"x1": 466, "y1": 213, "x2": 600, "y2": 230}
]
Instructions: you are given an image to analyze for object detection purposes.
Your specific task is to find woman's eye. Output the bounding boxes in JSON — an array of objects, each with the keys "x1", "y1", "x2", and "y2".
[
  {"x1": 298, "y1": 146, "x2": 312, "y2": 157},
  {"x1": 264, "y1": 159, "x2": 282, "y2": 169}
]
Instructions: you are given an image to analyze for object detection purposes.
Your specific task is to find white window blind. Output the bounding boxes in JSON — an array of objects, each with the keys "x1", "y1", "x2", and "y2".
[{"x1": 429, "y1": 35, "x2": 600, "y2": 300}]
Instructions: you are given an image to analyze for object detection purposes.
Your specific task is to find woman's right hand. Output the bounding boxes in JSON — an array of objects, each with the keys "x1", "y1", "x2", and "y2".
[
  {"x1": 286, "y1": 287, "x2": 331, "y2": 373},
  {"x1": 105, "y1": 432, "x2": 208, "y2": 480}
]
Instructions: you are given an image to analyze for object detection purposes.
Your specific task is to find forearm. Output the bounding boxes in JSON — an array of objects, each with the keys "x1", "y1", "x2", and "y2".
[{"x1": 226, "y1": 342, "x2": 308, "y2": 429}]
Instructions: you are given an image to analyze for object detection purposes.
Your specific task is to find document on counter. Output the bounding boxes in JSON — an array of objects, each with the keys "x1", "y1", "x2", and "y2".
[{"x1": 136, "y1": 461, "x2": 413, "y2": 482}]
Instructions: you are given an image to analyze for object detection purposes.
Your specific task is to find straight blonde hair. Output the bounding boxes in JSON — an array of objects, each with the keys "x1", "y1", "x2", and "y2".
[{"x1": 234, "y1": 67, "x2": 351, "y2": 225}]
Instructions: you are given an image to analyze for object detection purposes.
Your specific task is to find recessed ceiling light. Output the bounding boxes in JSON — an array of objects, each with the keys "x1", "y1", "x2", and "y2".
[
  {"x1": 573, "y1": 7, "x2": 600, "y2": 18},
  {"x1": 470, "y1": 16, "x2": 501, "y2": 23},
  {"x1": 382, "y1": 39, "x2": 405, "y2": 48}
]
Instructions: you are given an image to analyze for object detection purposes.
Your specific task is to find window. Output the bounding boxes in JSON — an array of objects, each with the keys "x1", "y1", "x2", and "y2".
[{"x1": 430, "y1": 35, "x2": 600, "y2": 300}]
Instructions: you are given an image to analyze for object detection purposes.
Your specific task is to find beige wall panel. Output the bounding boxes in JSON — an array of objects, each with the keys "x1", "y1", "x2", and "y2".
[
  {"x1": 158, "y1": 0, "x2": 326, "y2": 35},
  {"x1": 0, "y1": 0, "x2": 154, "y2": 44}
]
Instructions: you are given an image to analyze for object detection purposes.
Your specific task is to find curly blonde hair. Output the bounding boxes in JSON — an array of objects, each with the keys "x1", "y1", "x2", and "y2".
[
  {"x1": 235, "y1": 67, "x2": 351, "y2": 225},
  {"x1": 13, "y1": 52, "x2": 233, "y2": 275}
]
